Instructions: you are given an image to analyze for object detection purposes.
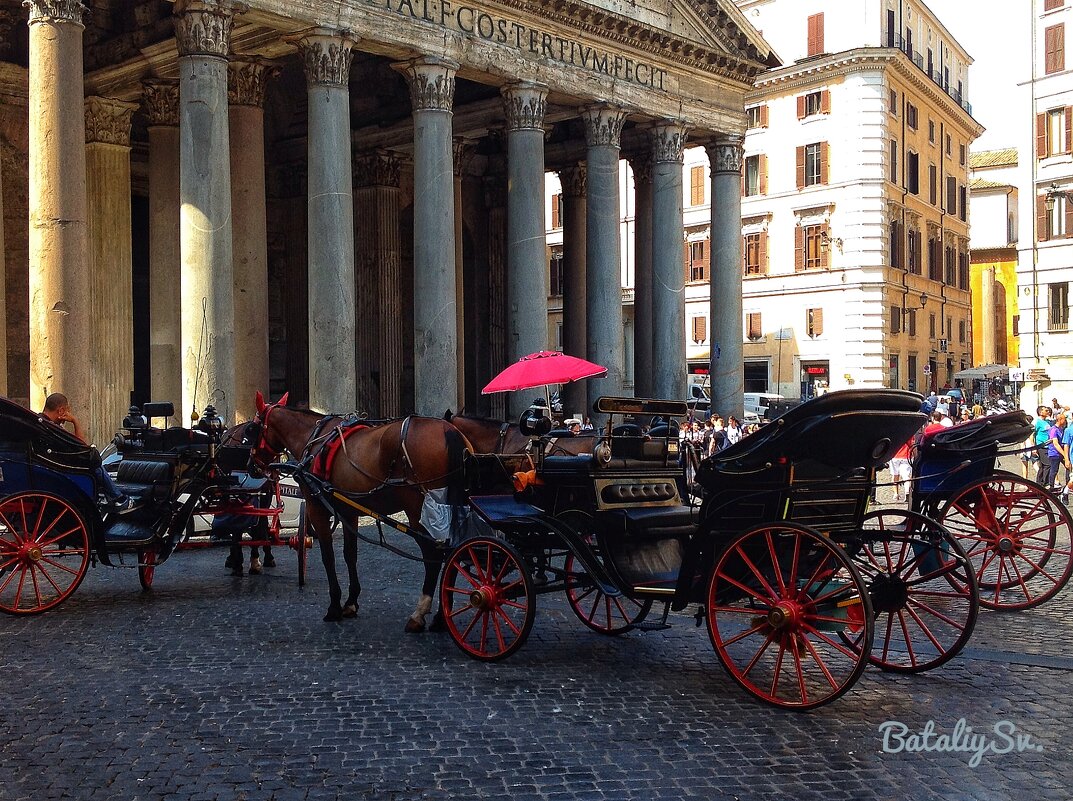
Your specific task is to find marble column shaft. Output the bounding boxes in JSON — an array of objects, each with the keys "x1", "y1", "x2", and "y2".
[
  {"x1": 398, "y1": 57, "x2": 458, "y2": 417},
  {"x1": 707, "y1": 137, "x2": 745, "y2": 418},
  {"x1": 651, "y1": 123, "x2": 688, "y2": 402},
  {"x1": 27, "y1": 0, "x2": 89, "y2": 415},
  {"x1": 484, "y1": 176, "x2": 508, "y2": 422},
  {"x1": 503, "y1": 83, "x2": 548, "y2": 417},
  {"x1": 144, "y1": 81, "x2": 182, "y2": 416},
  {"x1": 229, "y1": 59, "x2": 274, "y2": 421},
  {"x1": 581, "y1": 105, "x2": 628, "y2": 418},
  {"x1": 85, "y1": 96, "x2": 137, "y2": 447},
  {"x1": 452, "y1": 139, "x2": 470, "y2": 412},
  {"x1": 175, "y1": 0, "x2": 239, "y2": 422},
  {"x1": 295, "y1": 30, "x2": 357, "y2": 413},
  {"x1": 559, "y1": 165, "x2": 587, "y2": 418},
  {"x1": 629, "y1": 153, "x2": 653, "y2": 399}
]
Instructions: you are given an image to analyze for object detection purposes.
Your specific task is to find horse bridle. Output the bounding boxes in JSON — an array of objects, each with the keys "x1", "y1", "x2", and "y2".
[{"x1": 249, "y1": 402, "x2": 287, "y2": 473}]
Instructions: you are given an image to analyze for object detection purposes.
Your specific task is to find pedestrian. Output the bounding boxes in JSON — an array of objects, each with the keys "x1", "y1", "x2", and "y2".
[
  {"x1": 958, "y1": 408, "x2": 972, "y2": 424},
  {"x1": 1062, "y1": 420, "x2": 1073, "y2": 501},
  {"x1": 725, "y1": 416, "x2": 743, "y2": 445},
  {"x1": 971, "y1": 399, "x2": 985, "y2": 419},
  {"x1": 887, "y1": 436, "x2": 914, "y2": 502},
  {"x1": 1034, "y1": 406, "x2": 1053, "y2": 486},
  {"x1": 1045, "y1": 413, "x2": 1068, "y2": 491},
  {"x1": 923, "y1": 410, "x2": 945, "y2": 435},
  {"x1": 708, "y1": 416, "x2": 728, "y2": 456},
  {"x1": 581, "y1": 417, "x2": 594, "y2": 432}
]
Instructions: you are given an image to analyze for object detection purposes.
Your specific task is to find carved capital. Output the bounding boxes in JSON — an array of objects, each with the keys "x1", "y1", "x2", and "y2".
[
  {"x1": 395, "y1": 57, "x2": 458, "y2": 113},
  {"x1": 353, "y1": 149, "x2": 402, "y2": 188},
  {"x1": 453, "y1": 138, "x2": 476, "y2": 175},
  {"x1": 650, "y1": 123, "x2": 688, "y2": 164},
  {"x1": 84, "y1": 96, "x2": 138, "y2": 147},
  {"x1": 625, "y1": 150, "x2": 651, "y2": 185},
  {"x1": 24, "y1": 0, "x2": 85, "y2": 25},
  {"x1": 142, "y1": 80, "x2": 180, "y2": 127},
  {"x1": 173, "y1": 0, "x2": 245, "y2": 59},
  {"x1": 289, "y1": 28, "x2": 357, "y2": 88},
  {"x1": 501, "y1": 82, "x2": 547, "y2": 132},
  {"x1": 228, "y1": 58, "x2": 279, "y2": 107},
  {"x1": 559, "y1": 164, "x2": 587, "y2": 198},
  {"x1": 705, "y1": 136, "x2": 744, "y2": 174},
  {"x1": 580, "y1": 104, "x2": 628, "y2": 149}
]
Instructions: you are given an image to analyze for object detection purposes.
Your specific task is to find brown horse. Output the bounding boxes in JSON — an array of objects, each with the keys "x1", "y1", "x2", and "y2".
[
  {"x1": 250, "y1": 393, "x2": 472, "y2": 627},
  {"x1": 446, "y1": 412, "x2": 598, "y2": 457}
]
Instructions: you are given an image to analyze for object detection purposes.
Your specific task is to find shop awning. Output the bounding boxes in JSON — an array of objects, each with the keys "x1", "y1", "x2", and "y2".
[{"x1": 952, "y1": 364, "x2": 1010, "y2": 381}]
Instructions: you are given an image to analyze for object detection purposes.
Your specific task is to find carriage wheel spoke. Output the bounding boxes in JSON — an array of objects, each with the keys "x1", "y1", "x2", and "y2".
[
  {"x1": 765, "y1": 533, "x2": 786, "y2": 594},
  {"x1": 800, "y1": 634, "x2": 840, "y2": 691},
  {"x1": 734, "y1": 545, "x2": 780, "y2": 601},
  {"x1": 801, "y1": 550, "x2": 834, "y2": 596},
  {"x1": 493, "y1": 605, "x2": 522, "y2": 637},
  {"x1": 879, "y1": 612, "x2": 895, "y2": 663},
  {"x1": 799, "y1": 623, "x2": 861, "y2": 660},
  {"x1": 789, "y1": 634, "x2": 808, "y2": 706},
  {"x1": 720, "y1": 620, "x2": 770, "y2": 648},
  {"x1": 902, "y1": 602, "x2": 946, "y2": 653},
  {"x1": 767, "y1": 640, "x2": 786, "y2": 695},
  {"x1": 27, "y1": 563, "x2": 43, "y2": 609},
  {"x1": 34, "y1": 524, "x2": 83, "y2": 551},
  {"x1": 897, "y1": 611, "x2": 918, "y2": 668},
  {"x1": 905, "y1": 596, "x2": 966, "y2": 631},
  {"x1": 713, "y1": 570, "x2": 775, "y2": 607}
]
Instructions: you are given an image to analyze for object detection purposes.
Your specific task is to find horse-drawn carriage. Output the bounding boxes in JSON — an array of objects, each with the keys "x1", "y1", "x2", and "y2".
[{"x1": 0, "y1": 396, "x2": 306, "y2": 614}]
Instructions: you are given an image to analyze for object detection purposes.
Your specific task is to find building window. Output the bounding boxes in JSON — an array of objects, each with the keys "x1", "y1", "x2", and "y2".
[
  {"x1": 795, "y1": 223, "x2": 828, "y2": 271},
  {"x1": 744, "y1": 154, "x2": 765, "y2": 197},
  {"x1": 928, "y1": 236, "x2": 941, "y2": 281},
  {"x1": 807, "y1": 12, "x2": 824, "y2": 56},
  {"x1": 691, "y1": 315, "x2": 707, "y2": 344},
  {"x1": 550, "y1": 193, "x2": 562, "y2": 229},
  {"x1": 890, "y1": 139, "x2": 898, "y2": 183},
  {"x1": 1040, "y1": 107, "x2": 1071, "y2": 158},
  {"x1": 907, "y1": 354, "x2": 918, "y2": 391},
  {"x1": 889, "y1": 88, "x2": 898, "y2": 115},
  {"x1": 907, "y1": 309, "x2": 917, "y2": 337},
  {"x1": 890, "y1": 219, "x2": 904, "y2": 268},
  {"x1": 889, "y1": 354, "x2": 900, "y2": 389},
  {"x1": 958, "y1": 252, "x2": 970, "y2": 290},
  {"x1": 1013, "y1": 314, "x2": 1020, "y2": 337},
  {"x1": 689, "y1": 165, "x2": 705, "y2": 206},
  {"x1": 807, "y1": 308, "x2": 823, "y2": 338},
  {"x1": 747, "y1": 312, "x2": 763, "y2": 341},
  {"x1": 798, "y1": 90, "x2": 830, "y2": 118},
  {"x1": 946, "y1": 176, "x2": 957, "y2": 215},
  {"x1": 958, "y1": 319, "x2": 966, "y2": 344},
  {"x1": 688, "y1": 239, "x2": 709, "y2": 282},
  {"x1": 549, "y1": 252, "x2": 564, "y2": 296},
  {"x1": 1046, "y1": 194, "x2": 1069, "y2": 239},
  {"x1": 906, "y1": 103, "x2": 918, "y2": 130},
  {"x1": 907, "y1": 151, "x2": 919, "y2": 195},
  {"x1": 944, "y1": 245, "x2": 956, "y2": 286},
  {"x1": 891, "y1": 306, "x2": 901, "y2": 335},
  {"x1": 1046, "y1": 24, "x2": 1065, "y2": 75},
  {"x1": 908, "y1": 228, "x2": 921, "y2": 274},
  {"x1": 746, "y1": 104, "x2": 768, "y2": 128},
  {"x1": 946, "y1": 133, "x2": 952, "y2": 156},
  {"x1": 743, "y1": 232, "x2": 767, "y2": 275},
  {"x1": 1051, "y1": 282, "x2": 1071, "y2": 330},
  {"x1": 797, "y1": 142, "x2": 827, "y2": 187},
  {"x1": 929, "y1": 164, "x2": 938, "y2": 205},
  {"x1": 928, "y1": 120, "x2": 935, "y2": 143},
  {"x1": 1046, "y1": 0, "x2": 1064, "y2": 10},
  {"x1": 929, "y1": 313, "x2": 936, "y2": 338},
  {"x1": 959, "y1": 185, "x2": 967, "y2": 221},
  {"x1": 959, "y1": 143, "x2": 966, "y2": 165}
]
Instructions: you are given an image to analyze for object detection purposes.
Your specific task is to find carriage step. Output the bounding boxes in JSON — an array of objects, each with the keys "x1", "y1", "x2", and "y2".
[
  {"x1": 632, "y1": 620, "x2": 672, "y2": 632},
  {"x1": 102, "y1": 519, "x2": 155, "y2": 543}
]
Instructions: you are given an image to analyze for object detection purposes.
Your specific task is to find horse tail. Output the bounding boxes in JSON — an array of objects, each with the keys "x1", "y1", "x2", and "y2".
[{"x1": 443, "y1": 424, "x2": 472, "y2": 506}]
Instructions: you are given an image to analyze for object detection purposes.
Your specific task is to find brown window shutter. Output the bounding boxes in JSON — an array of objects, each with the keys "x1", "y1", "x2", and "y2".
[
  {"x1": 820, "y1": 89, "x2": 831, "y2": 114},
  {"x1": 759, "y1": 104, "x2": 768, "y2": 127},
  {"x1": 1038, "y1": 194, "x2": 1049, "y2": 241},
  {"x1": 551, "y1": 194, "x2": 560, "y2": 229},
  {"x1": 697, "y1": 316, "x2": 707, "y2": 342},
  {"x1": 794, "y1": 225, "x2": 805, "y2": 271},
  {"x1": 1066, "y1": 108, "x2": 1072, "y2": 154},
  {"x1": 741, "y1": 236, "x2": 748, "y2": 274},
  {"x1": 1038, "y1": 113, "x2": 1048, "y2": 158},
  {"x1": 797, "y1": 94, "x2": 807, "y2": 119},
  {"x1": 814, "y1": 307, "x2": 823, "y2": 336},
  {"x1": 741, "y1": 169, "x2": 745, "y2": 197},
  {"x1": 821, "y1": 223, "x2": 831, "y2": 268},
  {"x1": 1065, "y1": 197, "x2": 1073, "y2": 238},
  {"x1": 759, "y1": 231, "x2": 768, "y2": 274},
  {"x1": 702, "y1": 238, "x2": 710, "y2": 279},
  {"x1": 759, "y1": 154, "x2": 768, "y2": 194},
  {"x1": 1060, "y1": 24, "x2": 1066, "y2": 72},
  {"x1": 796, "y1": 146, "x2": 805, "y2": 189},
  {"x1": 819, "y1": 141, "x2": 829, "y2": 184},
  {"x1": 747, "y1": 312, "x2": 762, "y2": 340},
  {"x1": 684, "y1": 237, "x2": 691, "y2": 279}
]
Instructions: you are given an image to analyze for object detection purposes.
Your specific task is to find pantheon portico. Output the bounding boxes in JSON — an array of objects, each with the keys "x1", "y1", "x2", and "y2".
[{"x1": 0, "y1": 0, "x2": 775, "y2": 442}]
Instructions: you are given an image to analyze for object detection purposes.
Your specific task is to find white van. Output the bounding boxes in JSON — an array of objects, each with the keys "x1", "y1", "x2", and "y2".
[{"x1": 743, "y1": 392, "x2": 785, "y2": 421}]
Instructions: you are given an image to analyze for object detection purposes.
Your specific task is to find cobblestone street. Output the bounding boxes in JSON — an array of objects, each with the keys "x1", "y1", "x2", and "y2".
[{"x1": 1, "y1": 468, "x2": 1070, "y2": 801}]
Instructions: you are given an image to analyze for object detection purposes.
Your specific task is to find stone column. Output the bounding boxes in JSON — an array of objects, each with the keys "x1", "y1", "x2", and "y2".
[
  {"x1": 27, "y1": 0, "x2": 89, "y2": 415},
  {"x1": 396, "y1": 57, "x2": 458, "y2": 416},
  {"x1": 291, "y1": 29, "x2": 357, "y2": 413},
  {"x1": 559, "y1": 164, "x2": 587, "y2": 417},
  {"x1": 502, "y1": 83, "x2": 548, "y2": 415},
  {"x1": 453, "y1": 138, "x2": 473, "y2": 412},
  {"x1": 651, "y1": 123, "x2": 688, "y2": 402},
  {"x1": 581, "y1": 104, "x2": 629, "y2": 418},
  {"x1": 85, "y1": 96, "x2": 138, "y2": 446},
  {"x1": 174, "y1": 0, "x2": 240, "y2": 423},
  {"x1": 628, "y1": 152, "x2": 652, "y2": 398},
  {"x1": 706, "y1": 136, "x2": 745, "y2": 418},
  {"x1": 484, "y1": 171, "x2": 508, "y2": 421},
  {"x1": 143, "y1": 80, "x2": 182, "y2": 415},
  {"x1": 228, "y1": 58, "x2": 276, "y2": 421},
  {"x1": 353, "y1": 150, "x2": 403, "y2": 417}
]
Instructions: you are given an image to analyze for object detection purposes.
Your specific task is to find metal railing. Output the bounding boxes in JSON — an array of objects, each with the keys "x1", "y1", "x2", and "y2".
[{"x1": 887, "y1": 33, "x2": 973, "y2": 116}]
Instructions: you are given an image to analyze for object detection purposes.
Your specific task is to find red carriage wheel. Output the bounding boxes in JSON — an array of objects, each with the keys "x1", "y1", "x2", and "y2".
[
  {"x1": 138, "y1": 550, "x2": 156, "y2": 591},
  {"x1": 564, "y1": 552, "x2": 652, "y2": 635},
  {"x1": 846, "y1": 510, "x2": 979, "y2": 673},
  {"x1": 0, "y1": 492, "x2": 91, "y2": 615},
  {"x1": 937, "y1": 475, "x2": 1073, "y2": 610},
  {"x1": 706, "y1": 523, "x2": 873, "y2": 710},
  {"x1": 440, "y1": 536, "x2": 534, "y2": 661},
  {"x1": 295, "y1": 504, "x2": 308, "y2": 588}
]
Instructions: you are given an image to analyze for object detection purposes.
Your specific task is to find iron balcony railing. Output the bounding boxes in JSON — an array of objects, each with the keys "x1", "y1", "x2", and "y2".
[{"x1": 887, "y1": 33, "x2": 973, "y2": 116}]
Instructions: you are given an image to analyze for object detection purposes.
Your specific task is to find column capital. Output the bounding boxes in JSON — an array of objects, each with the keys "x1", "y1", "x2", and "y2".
[
  {"x1": 580, "y1": 104, "x2": 628, "y2": 149},
  {"x1": 173, "y1": 0, "x2": 245, "y2": 59},
  {"x1": 142, "y1": 80, "x2": 180, "y2": 127},
  {"x1": 84, "y1": 96, "x2": 138, "y2": 147},
  {"x1": 453, "y1": 138, "x2": 476, "y2": 175},
  {"x1": 287, "y1": 28, "x2": 358, "y2": 88},
  {"x1": 705, "y1": 136, "x2": 744, "y2": 174},
  {"x1": 353, "y1": 149, "x2": 402, "y2": 188},
  {"x1": 501, "y1": 82, "x2": 547, "y2": 132},
  {"x1": 228, "y1": 58, "x2": 280, "y2": 107},
  {"x1": 625, "y1": 150, "x2": 652, "y2": 185},
  {"x1": 558, "y1": 164, "x2": 587, "y2": 198},
  {"x1": 24, "y1": 0, "x2": 85, "y2": 25},
  {"x1": 650, "y1": 122, "x2": 688, "y2": 164},
  {"x1": 394, "y1": 56, "x2": 459, "y2": 113}
]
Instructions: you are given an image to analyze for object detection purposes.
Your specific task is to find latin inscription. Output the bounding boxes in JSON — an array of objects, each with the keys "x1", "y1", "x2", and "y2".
[{"x1": 366, "y1": 0, "x2": 668, "y2": 90}]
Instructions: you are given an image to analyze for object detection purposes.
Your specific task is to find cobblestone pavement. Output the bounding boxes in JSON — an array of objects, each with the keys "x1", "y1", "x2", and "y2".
[{"x1": 2, "y1": 464, "x2": 1070, "y2": 801}]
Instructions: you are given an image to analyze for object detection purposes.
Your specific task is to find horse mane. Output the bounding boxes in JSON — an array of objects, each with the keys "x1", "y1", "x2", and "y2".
[{"x1": 452, "y1": 411, "x2": 513, "y2": 426}]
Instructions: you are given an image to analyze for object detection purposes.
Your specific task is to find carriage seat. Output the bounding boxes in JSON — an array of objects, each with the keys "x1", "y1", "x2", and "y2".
[
  {"x1": 115, "y1": 458, "x2": 175, "y2": 503},
  {"x1": 540, "y1": 454, "x2": 594, "y2": 477},
  {"x1": 596, "y1": 506, "x2": 696, "y2": 587},
  {"x1": 597, "y1": 505, "x2": 698, "y2": 540}
]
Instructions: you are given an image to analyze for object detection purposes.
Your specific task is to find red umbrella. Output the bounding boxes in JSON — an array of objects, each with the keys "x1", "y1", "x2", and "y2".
[{"x1": 482, "y1": 351, "x2": 607, "y2": 394}]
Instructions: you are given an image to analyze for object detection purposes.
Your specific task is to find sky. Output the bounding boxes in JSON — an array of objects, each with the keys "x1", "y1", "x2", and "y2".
[{"x1": 925, "y1": 0, "x2": 1032, "y2": 152}]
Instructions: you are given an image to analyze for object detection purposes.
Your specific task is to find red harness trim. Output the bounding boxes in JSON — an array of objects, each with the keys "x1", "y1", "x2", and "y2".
[{"x1": 312, "y1": 424, "x2": 368, "y2": 480}]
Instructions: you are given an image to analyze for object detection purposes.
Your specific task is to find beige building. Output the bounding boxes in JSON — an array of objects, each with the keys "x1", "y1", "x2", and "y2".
[{"x1": 0, "y1": 0, "x2": 775, "y2": 442}]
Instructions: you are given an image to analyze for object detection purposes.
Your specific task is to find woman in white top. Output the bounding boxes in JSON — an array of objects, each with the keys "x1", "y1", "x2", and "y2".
[{"x1": 725, "y1": 416, "x2": 743, "y2": 445}]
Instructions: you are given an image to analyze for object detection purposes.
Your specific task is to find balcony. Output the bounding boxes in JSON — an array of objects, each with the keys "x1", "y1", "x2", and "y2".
[{"x1": 887, "y1": 34, "x2": 973, "y2": 117}]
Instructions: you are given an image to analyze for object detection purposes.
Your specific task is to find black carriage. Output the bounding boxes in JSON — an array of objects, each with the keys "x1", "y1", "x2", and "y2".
[
  {"x1": 445, "y1": 390, "x2": 980, "y2": 710},
  {"x1": 907, "y1": 409, "x2": 1073, "y2": 609},
  {"x1": 0, "y1": 397, "x2": 307, "y2": 614}
]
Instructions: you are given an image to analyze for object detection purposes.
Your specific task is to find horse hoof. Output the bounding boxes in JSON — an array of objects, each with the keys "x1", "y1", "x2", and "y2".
[
  {"x1": 428, "y1": 613, "x2": 447, "y2": 633},
  {"x1": 324, "y1": 608, "x2": 344, "y2": 622},
  {"x1": 342, "y1": 604, "x2": 358, "y2": 618},
  {"x1": 230, "y1": 568, "x2": 243, "y2": 577},
  {"x1": 404, "y1": 618, "x2": 426, "y2": 634}
]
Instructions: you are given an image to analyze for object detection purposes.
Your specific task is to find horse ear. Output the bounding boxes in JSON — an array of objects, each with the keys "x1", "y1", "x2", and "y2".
[
  {"x1": 255, "y1": 391, "x2": 266, "y2": 414},
  {"x1": 443, "y1": 409, "x2": 453, "y2": 421},
  {"x1": 278, "y1": 391, "x2": 289, "y2": 407}
]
